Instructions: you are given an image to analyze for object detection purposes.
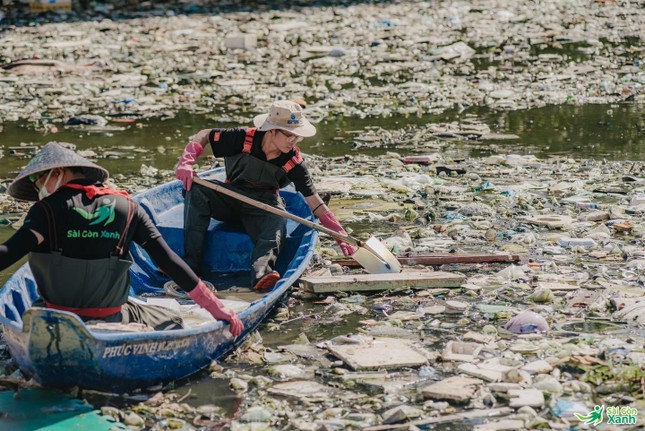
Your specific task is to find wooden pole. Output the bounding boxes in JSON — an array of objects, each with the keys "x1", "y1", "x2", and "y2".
[
  {"x1": 193, "y1": 177, "x2": 357, "y2": 245},
  {"x1": 331, "y1": 253, "x2": 521, "y2": 267},
  {"x1": 192, "y1": 177, "x2": 398, "y2": 272}
]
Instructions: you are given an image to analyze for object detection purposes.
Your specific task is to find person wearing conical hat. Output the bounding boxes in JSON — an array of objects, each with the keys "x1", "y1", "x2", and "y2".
[
  {"x1": 175, "y1": 100, "x2": 356, "y2": 291},
  {"x1": 1, "y1": 143, "x2": 243, "y2": 335}
]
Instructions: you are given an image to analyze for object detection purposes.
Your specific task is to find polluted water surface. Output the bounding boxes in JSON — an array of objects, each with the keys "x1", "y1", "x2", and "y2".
[{"x1": 0, "y1": 0, "x2": 643, "y2": 429}]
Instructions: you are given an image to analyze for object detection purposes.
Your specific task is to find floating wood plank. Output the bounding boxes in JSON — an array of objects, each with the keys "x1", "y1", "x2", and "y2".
[
  {"x1": 279, "y1": 344, "x2": 333, "y2": 368},
  {"x1": 332, "y1": 253, "x2": 520, "y2": 268},
  {"x1": 474, "y1": 419, "x2": 526, "y2": 431},
  {"x1": 537, "y1": 281, "x2": 579, "y2": 291},
  {"x1": 442, "y1": 341, "x2": 483, "y2": 362},
  {"x1": 508, "y1": 388, "x2": 545, "y2": 408},
  {"x1": 300, "y1": 271, "x2": 465, "y2": 293},
  {"x1": 335, "y1": 371, "x2": 418, "y2": 395},
  {"x1": 521, "y1": 215, "x2": 573, "y2": 229},
  {"x1": 324, "y1": 336, "x2": 430, "y2": 370},
  {"x1": 267, "y1": 380, "x2": 336, "y2": 402},
  {"x1": 481, "y1": 133, "x2": 521, "y2": 140},
  {"x1": 421, "y1": 376, "x2": 484, "y2": 402},
  {"x1": 459, "y1": 363, "x2": 503, "y2": 382},
  {"x1": 364, "y1": 407, "x2": 513, "y2": 431}
]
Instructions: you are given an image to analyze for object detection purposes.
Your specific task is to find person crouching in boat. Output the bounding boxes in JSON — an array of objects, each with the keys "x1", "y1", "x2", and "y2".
[
  {"x1": 176, "y1": 100, "x2": 356, "y2": 291},
  {"x1": 0, "y1": 142, "x2": 243, "y2": 335}
]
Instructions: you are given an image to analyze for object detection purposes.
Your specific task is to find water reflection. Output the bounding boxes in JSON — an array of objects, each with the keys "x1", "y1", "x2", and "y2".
[
  {"x1": 0, "y1": 103, "x2": 642, "y2": 287},
  {"x1": 0, "y1": 104, "x2": 642, "y2": 183},
  {"x1": 477, "y1": 104, "x2": 644, "y2": 159}
]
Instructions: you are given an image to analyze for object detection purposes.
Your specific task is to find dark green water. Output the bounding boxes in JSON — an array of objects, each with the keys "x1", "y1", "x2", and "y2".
[
  {"x1": 0, "y1": 103, "x2": 642, "y2": 181},
  {"x1": 0, "y1": 103, "x2": 643, "y2": 285}
]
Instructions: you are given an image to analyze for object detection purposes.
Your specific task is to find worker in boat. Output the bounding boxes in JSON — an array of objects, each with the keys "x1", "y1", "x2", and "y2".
[
  {"x1": 176, "y1": 99, "x2": 356, "y2": 291},
  {"x1": 0, "y1": 142, "x2": 243, "y2": 336}
]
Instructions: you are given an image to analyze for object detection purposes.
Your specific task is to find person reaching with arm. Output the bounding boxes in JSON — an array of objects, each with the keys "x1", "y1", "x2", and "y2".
[
  {"x1": 176, "y1": 99, "x2": 356, "y2": 291},
  {"x1": 0, "y1": 143, "x2": 243, "y2": 336}
]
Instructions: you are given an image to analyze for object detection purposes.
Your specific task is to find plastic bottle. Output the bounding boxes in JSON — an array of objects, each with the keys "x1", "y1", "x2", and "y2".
[
  {"x1": 575, "y1": 202, "x2": 600, "y2": 210},
  {"x1": 474, "y1": 181, "x2": 494, "y2": 192},
  {"x1": 402, "y1": 155, "x2": 433, "y2": 165},
  {"x1": 558, "y1": 237, "x2": 597, "y2": 248}
]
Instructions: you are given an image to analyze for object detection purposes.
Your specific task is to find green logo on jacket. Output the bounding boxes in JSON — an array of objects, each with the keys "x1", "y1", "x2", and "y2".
[{"x1": 73, "y1": 198, "x2": 116, "y2": 226}]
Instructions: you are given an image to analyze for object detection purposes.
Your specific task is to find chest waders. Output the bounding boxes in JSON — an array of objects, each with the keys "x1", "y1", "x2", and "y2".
[
  {"x1": 183, "y1": 128, "x2": 303, "y2": 284},
  {"x1": 29, "y1": 188, "x2": 136, "y2": 319}
]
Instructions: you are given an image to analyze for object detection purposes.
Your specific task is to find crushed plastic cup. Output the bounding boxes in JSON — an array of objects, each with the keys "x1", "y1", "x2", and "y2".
[
  {"x1": 575, "y1": 202, "x2": 600, "y2": 210},
  {"x1": 505, "y1": 310, "x2": 549, "y2": 334},
  {"x1": 552, "y1": 399, "x2": 590, "y2": 420}
]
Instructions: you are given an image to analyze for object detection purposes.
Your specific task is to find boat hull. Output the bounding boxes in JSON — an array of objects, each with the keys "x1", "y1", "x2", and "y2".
[{"x1": 0, "y1": 169, "x2": 317, "y2": 392}]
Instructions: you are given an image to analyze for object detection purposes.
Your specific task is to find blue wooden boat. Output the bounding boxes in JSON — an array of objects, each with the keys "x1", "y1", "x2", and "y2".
[{"x1": 0, "y1": 168, "x2": 318, "y2": 392}]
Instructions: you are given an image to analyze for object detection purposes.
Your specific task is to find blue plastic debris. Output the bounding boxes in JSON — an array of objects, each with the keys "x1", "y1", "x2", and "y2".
[{"x1": 0, "y1": 389, "x2": 123, "y2": 431}]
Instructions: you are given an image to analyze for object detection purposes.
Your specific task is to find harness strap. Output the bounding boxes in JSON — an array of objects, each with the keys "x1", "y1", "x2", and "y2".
[
  {"x1": 38, "y1": 200, "x2": 59, "y2": 251},
  {"x1": 114, "y1": 200, "x2": 136, "y2": 257},
  {"x1": 44, "y1": 302, "x2": 122, "y2": 318},
  {"x1": 62, "y1": 183, "x2": 130, "y2": 199},
  {"x1": 242, "y1": 128, "x2": 257, "y2": 153},
  {"x1": 282, "y1": 146, "x2": 303, "y2": 173}
]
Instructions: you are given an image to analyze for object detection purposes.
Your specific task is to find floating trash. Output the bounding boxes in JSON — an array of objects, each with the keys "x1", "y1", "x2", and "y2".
[{"x1": 0, "y1": 1, "x2": 643, "y2": 429}]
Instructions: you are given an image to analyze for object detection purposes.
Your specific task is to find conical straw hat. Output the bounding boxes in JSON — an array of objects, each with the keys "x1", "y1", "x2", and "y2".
[{"x1": 8, "y1": 142, "x2": 109, "y2": 201}]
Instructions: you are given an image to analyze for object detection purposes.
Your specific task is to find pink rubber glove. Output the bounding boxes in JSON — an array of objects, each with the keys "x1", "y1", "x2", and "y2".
[
  {"x1": 318, "y1": 210, "x2": 357, "y2": 256},
  {"x1": 175, "y1": 141, "x2": 204, "y2": 191},
  {"x1": 188, "y1": 280, "x2": 244, "y2": 336}
]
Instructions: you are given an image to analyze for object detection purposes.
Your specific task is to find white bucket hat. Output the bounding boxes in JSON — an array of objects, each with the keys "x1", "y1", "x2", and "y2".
[{"x1": 253, "y1": 100, "x2": 316, "y2": 137}]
